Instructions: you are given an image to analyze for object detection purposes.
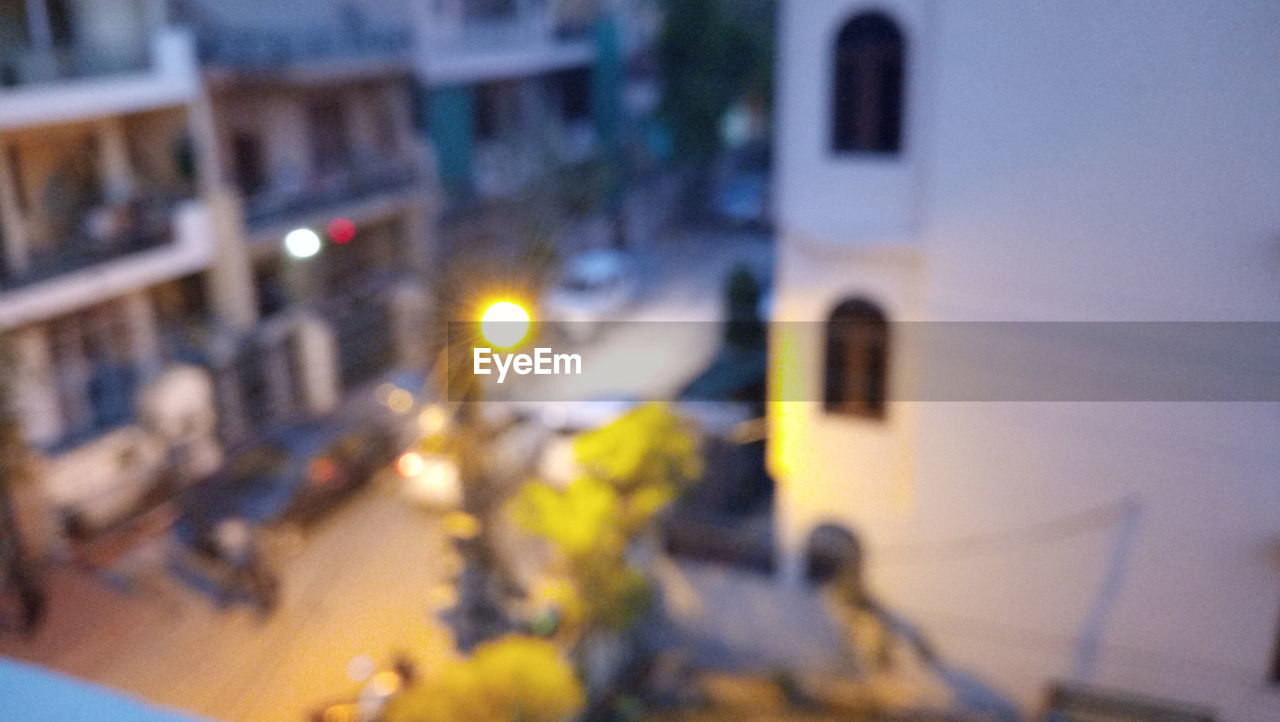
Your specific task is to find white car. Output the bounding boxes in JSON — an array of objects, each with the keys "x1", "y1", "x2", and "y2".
[{"x1": 541, "y1": 249, "x2": 638, "y2": 343}]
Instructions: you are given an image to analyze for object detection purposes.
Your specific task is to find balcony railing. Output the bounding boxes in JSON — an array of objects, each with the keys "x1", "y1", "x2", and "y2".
[
  {"x1": 1, "y1": 197, "x2": 179, "y2": 291},
  {"x1": 243, "y1": 161, "x2": 420, "y2": 230},
  {"x1": 0, "y1": 43, "x2": 150, "y2": 88},
  {"x1": 196, "y1": 25, "x2": 410, "y2": 71},
  {"x1": 425, "y1": 14, "x2": 597, "y2": 56}
]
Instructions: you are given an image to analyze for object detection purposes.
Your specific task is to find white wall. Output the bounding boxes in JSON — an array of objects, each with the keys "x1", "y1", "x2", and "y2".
[{"x1": 771, "y1": 1, "x2": 1280, "y2": 718}]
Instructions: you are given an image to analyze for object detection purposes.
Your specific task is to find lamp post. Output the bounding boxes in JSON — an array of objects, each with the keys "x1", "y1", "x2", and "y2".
[{"x1": 435, "y1": 298, "x2": 534, "y2": 651}]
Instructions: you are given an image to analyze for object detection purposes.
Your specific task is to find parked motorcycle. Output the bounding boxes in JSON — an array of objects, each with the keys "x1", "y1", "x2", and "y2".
[{"x1": 169, "y1": 516, "x2": 280, "y2": 615}]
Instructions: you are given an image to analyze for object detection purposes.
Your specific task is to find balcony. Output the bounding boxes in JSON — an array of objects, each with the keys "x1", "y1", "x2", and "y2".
[
  {"x1": 0, "y1": 27, "x2": 198, "y2": 130},
  {"x1": 0, "y1": 41, "x2": 148, "y2": 87},
  {"x1": 418, "y1": 8, "x2": 596, "y2": 85},
  {"x1": 197, "y1": 23, "x2": 411, "y2": 84},
  {"x1": 1, "y1": 197, "x2": 175, "y2": 291},
  {"x1": 0, "y1": 200, "x2": 212, "y2": 331},
  {"x1": 242, "y1": 159, "x2": 424, "y2": 235},
  {"x1": 198, "y1": 24, "x2": 410, "y2": 68}
]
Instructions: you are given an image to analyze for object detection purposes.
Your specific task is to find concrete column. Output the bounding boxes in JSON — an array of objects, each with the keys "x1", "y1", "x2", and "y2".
[
  {"x1": 120, "y1": 291, "x2": 162, "y2": 374},
  {"x1": 291, "y1": 313, "x2": 340, "y2": 415},
  {"x1": 96, "y1": 118, "x2": 135, "y2": 204},
  {"x1": 9, "y1": 327, "x2": 63, "y2": 446},
  {"x1": 24, "y1": 0, "x2": 54, "y2": 51},
  {"x1": 186, "y1": 92, "x2": 260, "y2": 330},
  {"x1": 0, "y1": 141, "x2": 31, "y2": 276},
  {"x1": 389, "y1": 282, "x2": 430, "y2": 371}
]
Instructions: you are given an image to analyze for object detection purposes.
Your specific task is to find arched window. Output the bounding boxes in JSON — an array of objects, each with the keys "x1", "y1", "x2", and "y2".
[
  {"x1": 832, "y1": 12, "x2": 905, "y2": 153},
  {"x1": 824, "y1": 298, "x2": 889, "y2": 418}
]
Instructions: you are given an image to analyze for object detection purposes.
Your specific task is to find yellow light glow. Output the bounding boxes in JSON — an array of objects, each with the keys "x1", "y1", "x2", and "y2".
[
  {"x1": 369, "y1": 670, "x2": 402, "y2": 696},
  {"x1": 396, "y1": 451, "x2": 425, "y2": 478},
  {"x1": 418, "y1": 405, "x2": 449, "y2": 435},
  {"x1": 386, "y1": 388, "x2": 414, "y2": 414},
  {"x1": 479, "y1": 300, "x2": 531, "y2": 349}
]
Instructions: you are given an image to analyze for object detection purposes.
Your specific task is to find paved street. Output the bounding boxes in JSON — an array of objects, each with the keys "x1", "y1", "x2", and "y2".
[{"x1": 1, "y1": 476, "x2": 458, "y2": 721}]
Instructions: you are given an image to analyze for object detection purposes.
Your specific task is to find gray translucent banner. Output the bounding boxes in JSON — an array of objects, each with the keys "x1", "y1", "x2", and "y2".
[{"x1": 442, "y1": 322, "x2": 1280, "y2": 402}]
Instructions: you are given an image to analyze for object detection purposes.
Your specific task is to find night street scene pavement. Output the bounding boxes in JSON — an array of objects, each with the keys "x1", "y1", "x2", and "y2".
[{"x1": 1, "y1": 1, "x2": 1279, "y2": 721}]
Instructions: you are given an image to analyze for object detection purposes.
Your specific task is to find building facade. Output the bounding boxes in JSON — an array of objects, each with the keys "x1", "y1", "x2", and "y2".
[
  {"x1": 769, "y1": 0, "x2": 1280, "y2": 719},
  {"x1": 0, "y1": 0, "x2": 438, "y2": 542},
  {"x1": 414, "y1": 0, "x2": 660, "y2": 201},
  {"x1": 0, "y1": 0, "x2": 220, "y2": 534},
  {"x1": 189, "y1": 0, "x2": 436, "y2": 445}
]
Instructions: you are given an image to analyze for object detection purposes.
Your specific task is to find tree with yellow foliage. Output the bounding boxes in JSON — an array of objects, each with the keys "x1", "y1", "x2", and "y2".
[
  {"x1": 512, "y1": 403, "x2": 701, "y2": 642},
  {"x1": 385, "y1": 636, "x2": 584, "y2": 722}
]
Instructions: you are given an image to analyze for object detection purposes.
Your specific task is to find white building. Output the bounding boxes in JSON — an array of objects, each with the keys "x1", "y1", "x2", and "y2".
[
  {"x1": 0, "y1": 0, "x2": 221, "y2": 532},
  {"x1": 769, "y1": 1, "x2": 1280, "y2": 719}
]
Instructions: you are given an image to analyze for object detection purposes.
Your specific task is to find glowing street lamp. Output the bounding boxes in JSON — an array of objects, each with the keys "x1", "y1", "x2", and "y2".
[
  {"x1": 479, "y1": 300, "x2": 531, "y2": 349},
  {"x1": 284, "y1": 227, "x2": 322, "y2": 259}
]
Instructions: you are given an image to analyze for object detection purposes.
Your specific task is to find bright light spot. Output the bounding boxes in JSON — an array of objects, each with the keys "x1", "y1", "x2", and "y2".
[
  {"x1": 347, "y1": 655, "x2": 375, "y2": 682},
  {"x1": 418, "y1": 405, "x2": 449, "y2": 435},
  {"x1": 403, "y1": 454, "x2": 461, "y2": 508},
  {"x1": 369, "y1": 670, "x2": 401, "y2": 697},
  {"x1": 537, "y1": 436, "x2": 579, "y2": 488},
  {"x1": 480, "y1": 300, "x2": 531, "y2": 349},
  {"x1": 386, "y1": 388, "x2": 414, "y2": 414},
  {"x1": 308, "y1": 457, "x2": 340, "y2": 485},
  {"x1": 396, "y1": 451, "x2": 425, "y2": 478},
  {"x1": 284, "y1": 227, "x2": 322, "y2": 258},
  {"x1": 328, "y1": 217, "x2": 356, "y2": 245}
]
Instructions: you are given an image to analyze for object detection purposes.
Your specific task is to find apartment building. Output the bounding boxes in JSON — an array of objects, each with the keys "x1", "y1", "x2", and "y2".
[
  {"x1": 769, "y1": 1, "x2": 1280, "y2": 719},
  {"x1": 0, "y1": 0, "x2": 220, "y2": 533},
  {"x1": 184, "y1": 0, "x2": 437, "y2": 444},
  {"x1": 415, "y1": 0, "x2": 660, "y2": 200},
  {"x1": 0, "y1": 0, "x2": 439, "y2": 541}
]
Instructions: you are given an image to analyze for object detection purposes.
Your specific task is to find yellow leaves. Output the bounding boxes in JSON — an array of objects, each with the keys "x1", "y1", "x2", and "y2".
[
  {"x1": 508, "y1": 403, "x2": 705, "y2": 637},
  {"x1": 572, "y1": 403, "x2": 702, "y2": 494},
  {"x1": 512, "y1": 476, "x2": 625, "y2": 560},
  {"x1": 387, "y1": 636, "x2": 584, "y2": 722},
  {"x1": 530, "y1": 577, "x2": 585, "y2": 631},
  {"x1": 625, "y1": 483, "x2": 676, "y2": 532}
]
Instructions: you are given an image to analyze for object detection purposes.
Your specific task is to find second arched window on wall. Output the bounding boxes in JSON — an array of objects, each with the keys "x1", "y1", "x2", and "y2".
[
  {"x1": 824, "y1": 298, "x2": 890, "y2": 419},
  {"x1": 832, "y1": 11, "x2": 906, "y2": 154}
]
